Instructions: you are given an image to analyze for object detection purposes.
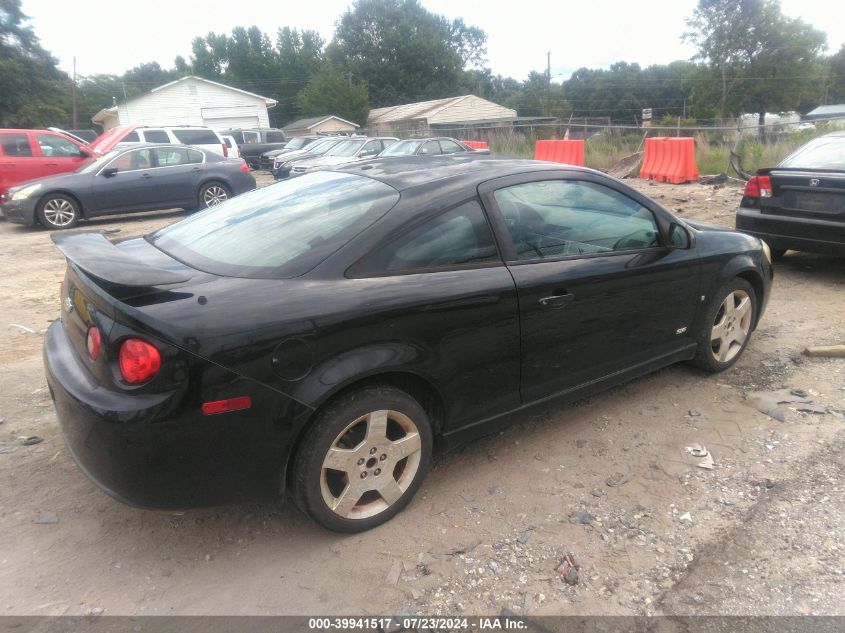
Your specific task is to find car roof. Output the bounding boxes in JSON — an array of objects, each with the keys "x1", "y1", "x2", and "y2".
[{"x1": 335, "y1": 155, "x2": 597, "y2": 192}]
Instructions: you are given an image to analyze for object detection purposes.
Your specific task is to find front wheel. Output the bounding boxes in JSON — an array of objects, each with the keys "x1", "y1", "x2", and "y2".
[
  {"x1": 292, "y1": 386, "x2": 433, "y2": 533},
  {"x1": 37, "y1": 194, "x2": 80, "y2": 229},
  {"x1": 198, "y1": 182, "x2": 230, "y2": 208},
  {"x1": 691, "y1": 278, "x2": 757, "y2": 372}
]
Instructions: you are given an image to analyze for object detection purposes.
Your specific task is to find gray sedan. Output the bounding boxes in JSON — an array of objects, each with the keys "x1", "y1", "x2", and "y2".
[{"x1": 1, "y1": 144, "x2": 256, "y2": 230}]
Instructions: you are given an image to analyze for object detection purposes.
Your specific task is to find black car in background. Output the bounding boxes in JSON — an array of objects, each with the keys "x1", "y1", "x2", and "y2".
[
  {"x1": 221, "y1": 128, "x2": 287, "y2": 169},
  {"x1": 44, "y1": 156, "x2": 771, "y2": 532},
  {"x1": 261, "y1": 136, "x2": 323, "y2": 169},
  {"x1": 1, "y1": 144, "x2": 255, "y2": 229},
  {"x1": 270, "y1": 137, "x2": 345, "y2": 180},
  {"x1": 736, "y1": 131, "x2": 845, "y2": 257}
]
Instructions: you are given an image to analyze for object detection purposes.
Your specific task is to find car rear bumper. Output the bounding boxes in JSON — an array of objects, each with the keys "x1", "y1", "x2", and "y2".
[
  {"x1": 0, "y1": 198, "x2": 38, "y2": 226},
  {"x1": 43, "y1": 320, "x2": 298, "y2": 509},
  {"x1": 736, "y1": 206, "x2": 845, "y2": 255}
]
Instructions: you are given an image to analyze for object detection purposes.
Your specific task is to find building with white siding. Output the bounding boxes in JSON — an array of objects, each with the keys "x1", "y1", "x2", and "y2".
[
  {"x1": 91, "y1": 76, "x2": 278, "y2": 131},
  {"x1": 366, "y1": 95, "x2": 517, "y2": 136}
]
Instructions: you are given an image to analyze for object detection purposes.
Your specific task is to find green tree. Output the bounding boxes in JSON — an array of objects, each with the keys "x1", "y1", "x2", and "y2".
[
  {"x1": 296, "y1": 68, "x2": 369, "y2": 126},
  {"x1": 328, "y1": 0, "x2": 487, "y2": 106},
  {"x1": 684, "y1": 0, "x2": 827, "y2": 124},
  {"x1": 825, "y1": 45, "x2": 845, "y2": 104},
  {"x1": 122, "y1": 61, "x2": 177, "y2": 96},
  {"x1": 276, "y1": 27, "x2": 326, "y2": 122},
  {"x1": 0, "y1": 0, "x2": 70, "y2": 126}
]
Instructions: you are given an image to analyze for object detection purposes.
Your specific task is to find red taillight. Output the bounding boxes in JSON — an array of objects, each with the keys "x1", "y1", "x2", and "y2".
[
  {"x1": 86, "y1": 326, "x2": 102, "y2": 361},
  {"x1": 118, "y1": 338, "x2": 161, "y2": 384},
  {"x1": 222, "y1": 143, "x2": 228, "y2": 157},
  {"x1": 202, "y1": 396, "x2": 252, "y2": 415},
  {"x1": 744, "y1": 175, "x2": 772, "y2": 198},
  {"x1": 239, "y1": 162, "x2": 249, "y2": 173}
]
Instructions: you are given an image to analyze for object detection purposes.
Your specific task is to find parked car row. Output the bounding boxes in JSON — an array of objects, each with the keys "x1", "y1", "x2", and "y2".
[{"x1": 270, "y1": 136, "x2": 485, "y2": 180}]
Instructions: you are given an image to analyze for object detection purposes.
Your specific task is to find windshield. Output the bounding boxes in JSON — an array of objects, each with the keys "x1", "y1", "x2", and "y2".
[
  {"x1": 380, "y1": 140, "x2": 422, "y2": 157},
  {"x1": 76, "y1": 149, "x2": 121, "y2": 174},
  {"x1": 325, "y1": 140, "x2": 365, "y2": 157},
  {"x1": 149, "y1": 171, "x2": 399, "y2": 279},
  {"x1": 284, "y1": 137, "x2": 311, "y2": 150},
  {"x1": 779, "y1": 136, "x2": 845, "y2": 170}
]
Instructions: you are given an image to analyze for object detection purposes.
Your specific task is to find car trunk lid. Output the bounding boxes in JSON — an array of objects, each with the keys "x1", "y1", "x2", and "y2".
[{"x1": 761, "y1": 168, "x2": 845, "y2": 222}]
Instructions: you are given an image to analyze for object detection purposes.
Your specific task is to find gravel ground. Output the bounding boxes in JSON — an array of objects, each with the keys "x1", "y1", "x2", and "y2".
[{"x1": 0, "y1": 173, "x2": 843, "y2": 617}]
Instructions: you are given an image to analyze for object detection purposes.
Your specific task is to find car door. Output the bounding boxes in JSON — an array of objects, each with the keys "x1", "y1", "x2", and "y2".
[
  {"x1": 480, "y1": 172, "x2": 701, "y2": 403},
  {"x1": 91, "y1": 148, "x2": 156, "y2": 213},
  {"x1": 34, "y1": 132, "x2": 90, "y2": 178},
  {"x1": 151, "y1": 147, "x2": 204, "y2": 206},
  {"x1": 348, "y1": 198, "x2": 521, "y2": 430},
  {"x1": 0, "y1": 131, "x2": 37, "y2": 194}
]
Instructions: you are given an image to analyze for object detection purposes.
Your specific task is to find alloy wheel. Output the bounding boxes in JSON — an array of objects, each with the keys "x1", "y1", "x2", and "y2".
[
  {"x1": 710, "y1": 289, "x2": 752, "y2": 364},
  {"x1": 320, "y1": 409, "x2": 422, "y2": 520},
  {"x1": 42, "y1": 198, "x2": 76, "y2": 227},
  {"x1": 202, "y1": 185, "x2": 228, "y2": 207}
]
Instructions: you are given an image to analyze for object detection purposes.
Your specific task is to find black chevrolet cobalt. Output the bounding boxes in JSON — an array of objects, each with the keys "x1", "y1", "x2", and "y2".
[{"x1": 44, "y1": 156, "x2": 773, "y2": 532}]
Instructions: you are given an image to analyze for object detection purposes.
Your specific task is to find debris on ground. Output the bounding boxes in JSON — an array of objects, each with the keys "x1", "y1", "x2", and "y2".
[
  {"x1": 386, "y1": 560, "x2": 402, "y2": 585},
  {"x1": 568, "y1": 511, "x2": 595, "y2": 525},
  {"x1": 8, "y1": 323, "x2": 35, "y2": 334},
  {"x1": 21, "y1": 436, "x2": 43, "y2": 446},
  {"x1": 33, "y1": 512, "x2": 59, "y2": 524},
  {"x1": 605, "y1": 472, "x2": 629, "y2": 487},
  {"x1": 606, "y1": 152, "x2": 643, "y2": 179},
  {"x1": 803, "y1": 345, "x2": 845, "y2": 358},
  {"x1": 556, "y1": 552, "x2": 580, "y2": 586},
  {"x1": 747, "y1": 388, "x2": 816, "y2": 421},
  {"x1": 435, "y1": 540, "x2": 482, "y2": 558},
  {"x1": 685, "y1": 444, "x2": 715, "y2": 470},
  {"x1": 679, "y1": 512, "x2": 693, "y2": 523}
]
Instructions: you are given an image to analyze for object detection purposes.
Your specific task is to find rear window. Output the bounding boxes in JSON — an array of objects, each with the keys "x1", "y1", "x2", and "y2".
[
  {"x1": 0, "y1": 133, "x2": 32, "y2": 156},
  {"x1": 143, "y1": 129, "x2": 170, "y2": 143},
  {"x1": 149, "y1": 171, "x2": 400, "y2": 279},
  {"x1": 779, "y1": 136, "x2": 845, "y2": 170},
  {"x1": 171, "y1": 129, "x2": 219, "y2": 145}
]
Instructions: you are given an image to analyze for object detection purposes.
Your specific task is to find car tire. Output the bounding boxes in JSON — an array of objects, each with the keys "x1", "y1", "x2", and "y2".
[
  {"x1": 690, "y1": 278, "x2": 757, "y2": 373},
  {"x1": 198, "y1": 182, "x2": 230, "y2": 209},
  {"x1": 292, "y1": 386, "x2": 433, "y2": 533},
  {"x1": 37, "y1": 194, "x2": 80, "y2": 230}
]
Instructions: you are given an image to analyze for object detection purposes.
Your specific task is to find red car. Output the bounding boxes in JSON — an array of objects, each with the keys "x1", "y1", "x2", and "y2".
[{"x1": 0, "y1": 127, "x2": 131, "y2": 199}]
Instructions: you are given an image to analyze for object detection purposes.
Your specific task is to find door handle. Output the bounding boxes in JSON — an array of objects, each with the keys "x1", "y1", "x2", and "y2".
[
  {"x1": 538, "y1": 292, "x2": 574, "y2": 308},
  {"x1": 141, "y1": 173, "x2": 153, "y2": 179},
  {"x1": 192, "y1": 167, "x2": 201, "y2": 172}
]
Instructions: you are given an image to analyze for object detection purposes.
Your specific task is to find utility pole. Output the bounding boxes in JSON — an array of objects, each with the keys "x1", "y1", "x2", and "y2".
[
  {"x1": 71, "y1": 56, "x2": 78, "y2": 129},
  {"x1": 546, "y1": 51, "x2": 551, "y2": 117}
]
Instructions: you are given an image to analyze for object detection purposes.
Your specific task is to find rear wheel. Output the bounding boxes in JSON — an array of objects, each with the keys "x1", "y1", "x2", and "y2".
[
  {"x1": 37, "y1": 194, "x2": 80, "y2": 230},
  {"x1": 293, "y1": 386, "x2": 432, "y2": 533},
  {"x1": 691, "y1": 278, "x2": 757, "y2": 372},
  {"x1": 198, "y1": 182, "x2": 230, "y2": 208}
]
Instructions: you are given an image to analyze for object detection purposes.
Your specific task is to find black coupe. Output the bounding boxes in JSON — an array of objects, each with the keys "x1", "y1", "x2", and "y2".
[{"x1": 44, "y1": 156, "x2": 773, "y2": 532}]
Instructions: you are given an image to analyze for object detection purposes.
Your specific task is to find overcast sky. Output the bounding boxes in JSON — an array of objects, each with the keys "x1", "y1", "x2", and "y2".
[{"x1": 21, "y1": 0, "x2": 845, "y2": 83}]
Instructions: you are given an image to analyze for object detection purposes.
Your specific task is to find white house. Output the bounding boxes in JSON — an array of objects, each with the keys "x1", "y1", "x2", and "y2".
[
  {"x1": 92, "y1": 76, "x2": 278, "y2": 131},
  {"x1": 367, "y1": 95, "x2": 517, "y2": 136}
]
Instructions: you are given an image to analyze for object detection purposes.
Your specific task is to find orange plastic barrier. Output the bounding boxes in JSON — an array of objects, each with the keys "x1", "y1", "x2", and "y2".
[
  {"x1": 533, "y1": 139, "x2": 585, "y2": 166},
  {"x1": 461, "y1": 140, "x2": 489, "y2": 150},
  {"x1": 639, "y1": 137, "x2": 700, "y2": 184}
]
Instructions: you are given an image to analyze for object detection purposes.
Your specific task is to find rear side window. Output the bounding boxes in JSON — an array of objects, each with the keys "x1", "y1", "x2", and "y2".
[
  {"x1": 143, "y1": 129, "x2": 170, "y2": 143},
  {"x1": 150, "y1": 171, "x2": 400, "y2": 279},
  {"x1": 155, "y1": 147, "x2": 191, "y2": 166},
  {"x1": 779, "y1": 136, "x2": 845, "y2": 170},
  {"x1": 122, "y1": 131, "x2": 140, "y2": 142},
  {"x1": 36, "y1": 134, "x2": 84, "y2": 157},
  {"x1": 440, "y1": 140, "x2": 464, "y2": 154},
  {"x1": 172, "y1": 129, "x2": 219, "y2": 145},
  {"x1": 0, "y1": 133, "x2": 32, "y2": 156},
  {"x1": 351, "y1": 200, "x2": 500, "y2": 275},
  {"x1": 266, "y1": 131, "x2": 285, "y2": 143}
]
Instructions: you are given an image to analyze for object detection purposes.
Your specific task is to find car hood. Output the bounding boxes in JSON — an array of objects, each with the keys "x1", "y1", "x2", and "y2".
[
  {"x1": 7, "y1": 171, "x2": 90, "y2": 194},
  {"x1": 88, "y1": 125, "x2": 137, "y2": 154}
]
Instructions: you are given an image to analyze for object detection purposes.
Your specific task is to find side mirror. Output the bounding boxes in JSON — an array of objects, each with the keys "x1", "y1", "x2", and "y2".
[
  {"x1": 101, "y1": 167, "x2": 118, "y2": 178},
  {"x1": 667, "y1": 223, "x2": 691, "y2": 249},
  {"x1": 78, "y1": 148, "x2": 91, "y2": 158}
]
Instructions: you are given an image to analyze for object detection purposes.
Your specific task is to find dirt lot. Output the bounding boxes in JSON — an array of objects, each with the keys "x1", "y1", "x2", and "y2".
[{"x1": 0, "y1": 174, "x2": 843, "y2": 617}]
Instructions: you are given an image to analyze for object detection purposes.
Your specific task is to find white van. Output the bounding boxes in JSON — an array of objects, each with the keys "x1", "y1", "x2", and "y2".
[{"x1": 117, "y1": 126, "x2": 229, "y2": 157}]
